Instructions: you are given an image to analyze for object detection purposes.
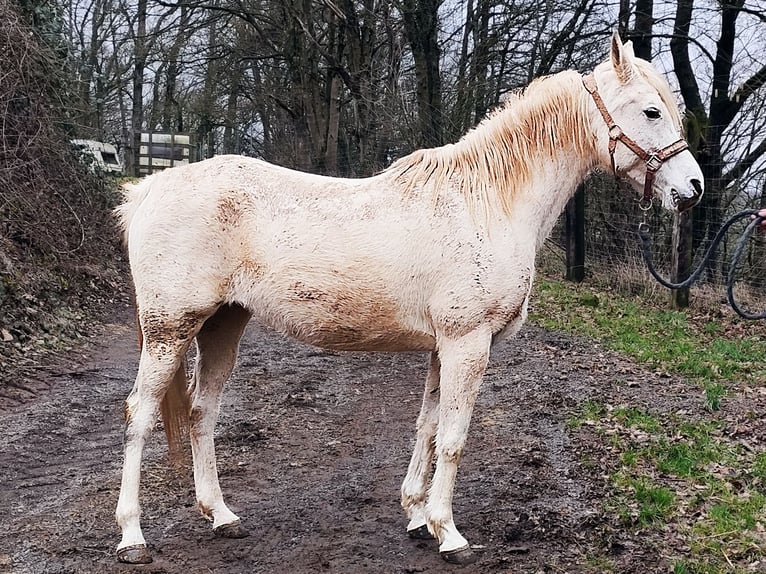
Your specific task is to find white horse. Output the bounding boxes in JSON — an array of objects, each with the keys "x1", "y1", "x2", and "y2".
[{"x1": 114, "y1": 34, "x2": 703, "y2": 565}]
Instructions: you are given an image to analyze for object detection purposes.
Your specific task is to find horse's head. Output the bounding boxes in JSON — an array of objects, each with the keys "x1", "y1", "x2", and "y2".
[{"x1": 587, "y1": 33, "x2": 703, "y2": 212}]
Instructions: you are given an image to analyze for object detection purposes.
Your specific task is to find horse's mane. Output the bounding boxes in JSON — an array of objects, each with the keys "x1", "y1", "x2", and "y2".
[
  {"x1": 386, "y1": 62, "x2": 682, "y2": 219},
  {"x1": 385, "y1": 70, "x2": 594, "y2": 218}
]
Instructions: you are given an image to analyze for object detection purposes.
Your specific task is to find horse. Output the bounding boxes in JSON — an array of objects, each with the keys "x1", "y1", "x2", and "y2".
[{"x1": 114, "y1": 33, "x2": 703, "y2": 566}]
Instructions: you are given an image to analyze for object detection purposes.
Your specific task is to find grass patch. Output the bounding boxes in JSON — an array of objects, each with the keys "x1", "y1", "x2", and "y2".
[
  {"x1": 532, "y1": 276, "x2": 766, "y2": 571},
  {"x1": 530, "y1": 278, "x2": 766, "y2": 394},
  {"x1": 612, "y1": 406, "x2": 661, "y2": 433},
  {"x1": 634, "y1": 479, "x2": 675, "y2": 525},
  {"x1": 569, "y1": 400, "x2": 766, "y2": 570}
]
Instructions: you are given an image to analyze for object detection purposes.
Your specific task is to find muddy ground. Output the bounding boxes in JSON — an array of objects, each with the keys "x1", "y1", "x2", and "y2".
[{"x1": 0, "y1": 304, "x2": 706, "y2": 574}]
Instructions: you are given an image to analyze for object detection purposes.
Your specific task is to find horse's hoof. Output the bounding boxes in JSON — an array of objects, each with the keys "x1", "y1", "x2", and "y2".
[
  {"x1": 440, "y1": 545, "x2": 478, "y2": 565},
  {"x1": 213, "y1": 520, "x2": 250, "y2": 539},
  {"x1": 116, "y1": 544, "x2": 152, "y2": 564},
  {"x1": 407, "y1": 524, "x2": 435, "y2": 540}
]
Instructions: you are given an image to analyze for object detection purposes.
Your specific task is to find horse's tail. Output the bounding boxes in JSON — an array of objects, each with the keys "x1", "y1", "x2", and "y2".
[
  {"x1": 135, "y1": 311, "x2": 191, "y2": 463},
  {"x1": 160, "y1": 358, "x2": 191, "y2": 463},
  {"x1": 122, "y1": 176, "x2": 190, "y2": 461},
  {"x1": 114, "y1": 176, "x2": 155, "y2": 245}
]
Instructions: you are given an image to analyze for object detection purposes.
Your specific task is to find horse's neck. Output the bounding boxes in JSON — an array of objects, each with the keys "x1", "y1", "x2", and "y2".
[
  {"x1": 491, "y1": 86, "x2": 595, "y2": 248},
  {"x1": 456, "y1": 71, "x2": 596, "y2": 247},
  {"x1": 522, "y1": 152, "x2": 593, "y2": 250}
]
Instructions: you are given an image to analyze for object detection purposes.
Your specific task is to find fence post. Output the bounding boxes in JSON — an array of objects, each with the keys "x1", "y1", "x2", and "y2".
[
  {"x1": 671, "y1": 210, "x2": 693, "y2": 308},
  {"x1": 565, "y1": 184, "x2": 586, "y2": 282}
]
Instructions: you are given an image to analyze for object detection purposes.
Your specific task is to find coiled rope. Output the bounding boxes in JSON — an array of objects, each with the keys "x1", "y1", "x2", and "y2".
[{"x1": 638, "y1": 209, "x2": 766, "y2": 319}]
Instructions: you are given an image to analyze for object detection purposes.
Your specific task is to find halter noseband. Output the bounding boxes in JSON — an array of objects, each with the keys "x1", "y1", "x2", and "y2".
[{"x1": 582, "y1": 73, "x2": 689, "y2": 208}]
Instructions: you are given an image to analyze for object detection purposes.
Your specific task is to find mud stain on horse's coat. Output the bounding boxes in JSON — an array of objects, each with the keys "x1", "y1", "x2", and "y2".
[{"x1": 273, "y1": 280, "x2": 436, "y2": 352}]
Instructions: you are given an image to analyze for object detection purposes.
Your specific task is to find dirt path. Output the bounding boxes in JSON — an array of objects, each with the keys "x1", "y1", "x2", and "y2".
[{"x1": 0, "y1": 308, "x2": 703, "y2": 574}]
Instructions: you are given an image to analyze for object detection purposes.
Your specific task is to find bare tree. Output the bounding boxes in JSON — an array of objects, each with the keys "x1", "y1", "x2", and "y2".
[
  {"x1": 398, "y1": 0, "x2": 443, "y2": 147},
  {"x1": 671, "y1": 0, "x2": 766, "y2": 282}
]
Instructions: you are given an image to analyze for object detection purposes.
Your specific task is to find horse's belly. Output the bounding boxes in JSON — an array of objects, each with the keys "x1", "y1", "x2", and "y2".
[
  {"x1": 247, "y1": 279, "x2": 436, "y2": 352},
  {"x1": 296, "y1": 323, "x2": 436, "y2": 352}
]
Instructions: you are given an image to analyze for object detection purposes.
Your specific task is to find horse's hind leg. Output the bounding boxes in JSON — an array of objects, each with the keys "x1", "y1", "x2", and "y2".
[
  {"x1": 189, "y1": 304, "x2": 251, "y2": 536},
  {"x1": 401, "y1": 352, "x2": 440, "y2": 539},
  {"x1": 116, "y1": 319, "x2": 197, "y2": 563}
]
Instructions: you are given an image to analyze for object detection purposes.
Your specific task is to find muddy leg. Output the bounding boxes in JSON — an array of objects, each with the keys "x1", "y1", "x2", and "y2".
[
  {"x1": 401, "y1": 352, "x2": 440, "y2": 539},
  {"x1": 115, "y1": 339, "x2": 189, "y2": 564},
  {"x1": 426, "y1": 328, "x2": 491, "y2": 564},
  {"x1": 190, "y1": 304, "x2": 251, "y2": 536}
]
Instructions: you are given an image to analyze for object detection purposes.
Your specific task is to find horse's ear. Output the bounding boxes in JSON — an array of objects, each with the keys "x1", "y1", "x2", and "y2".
[{"x1": 610, "y1": 31, "x2": 637, "y2": 83}]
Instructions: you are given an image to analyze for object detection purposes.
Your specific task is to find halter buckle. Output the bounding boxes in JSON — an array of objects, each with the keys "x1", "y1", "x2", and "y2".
[{"x1": 646, "y1": 153, "x2": 662, "y2": 172}]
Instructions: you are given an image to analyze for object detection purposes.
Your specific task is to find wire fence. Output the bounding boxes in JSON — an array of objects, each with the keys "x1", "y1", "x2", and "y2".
[{"x1": 545, "y1": 173, "x2": 766, "y2": 317}]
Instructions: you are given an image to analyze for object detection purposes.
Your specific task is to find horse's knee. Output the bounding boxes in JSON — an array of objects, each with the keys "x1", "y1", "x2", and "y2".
[
  {"x1": 435, "y1": 428, "x2": 468, "y2": 463},
  {"x1": 437, "y1": 446, "x2": 463, "y2": 464},
  {"x1": 415, "y1": 417, "x2": 437, "y2": 437},
  {"x1": 123, "y1": 394, "x2": 160, "y2": 440},
  {"x1": 189, "y1": 403, "x2": 218, "y2": 437}
]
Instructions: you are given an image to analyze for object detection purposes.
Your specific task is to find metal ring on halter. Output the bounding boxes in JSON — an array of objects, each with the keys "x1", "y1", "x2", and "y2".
[
  {"x1": 637, "y1": 221, "x2": 650, "y2": 234},
  {"x1": 638, "y1": 197, "x2": 653, "y2": 211}
]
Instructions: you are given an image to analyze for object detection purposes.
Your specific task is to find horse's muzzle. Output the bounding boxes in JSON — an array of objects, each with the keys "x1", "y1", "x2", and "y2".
[{"x1": 675, "y1": 178, "x2": 703, "y2": 212}]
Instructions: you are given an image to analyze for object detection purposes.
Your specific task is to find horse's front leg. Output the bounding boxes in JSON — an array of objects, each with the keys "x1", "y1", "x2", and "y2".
[
  {"x1": 401, "y1": 352, "x2": 440, "y2": 539},
  {"x1": 427, "y1": 327, "x2": 491, "y2": 564}
]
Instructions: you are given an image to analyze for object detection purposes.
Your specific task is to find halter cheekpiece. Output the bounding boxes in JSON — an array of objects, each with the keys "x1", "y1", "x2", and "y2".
[{"x1": 582, "y1": 73, "x2": 689, "y2": 208}]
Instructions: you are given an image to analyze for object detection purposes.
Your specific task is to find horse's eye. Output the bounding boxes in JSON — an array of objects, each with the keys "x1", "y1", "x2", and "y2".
[{"x1": 644, "y1": 107, "x2": 661, "y2": 120}]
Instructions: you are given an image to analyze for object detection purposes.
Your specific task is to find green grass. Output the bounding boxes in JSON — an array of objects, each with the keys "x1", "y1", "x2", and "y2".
[
  {"x1": 634, "y1": 479, "x2": 675, "y2": 525},
  {"x1": 531, "y1": 278, "x2": 766, "y2": 400},
  {"x1": 530, "y1": 276, "x2": 766, "y2": 571},
  {"x1": 569, "y1": 399, "x2": 766, "y2": 571},
  {"x1": 612, "y1": 406, "x2": 661, "y2": 432}
]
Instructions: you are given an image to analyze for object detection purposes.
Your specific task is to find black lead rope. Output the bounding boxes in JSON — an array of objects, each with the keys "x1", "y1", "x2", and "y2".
[
  {"x1": 727, "y1": 215, "x2": 766, "y2": 319},
  {"x1": 638, "y1": 209, "x2": 766, "y2": 319}
]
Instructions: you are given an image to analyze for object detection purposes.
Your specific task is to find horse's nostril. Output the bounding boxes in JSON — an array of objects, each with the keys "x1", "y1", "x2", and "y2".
[{"x1": 691, "y1": 178, "x2": 703, "y2": 197}]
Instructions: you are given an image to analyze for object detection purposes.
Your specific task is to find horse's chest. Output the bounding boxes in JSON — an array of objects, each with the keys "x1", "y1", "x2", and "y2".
[{"x1": 484, "y1": 266, "x2": 534, "y2": 342}]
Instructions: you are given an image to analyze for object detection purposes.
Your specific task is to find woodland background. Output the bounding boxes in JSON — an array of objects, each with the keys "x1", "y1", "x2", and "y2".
[{"x1": 1, "y1": 0, "x2": 766, "y2": 360}]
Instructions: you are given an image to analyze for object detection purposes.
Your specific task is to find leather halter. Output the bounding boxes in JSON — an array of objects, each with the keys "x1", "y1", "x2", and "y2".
[{"x1": 582, "y1": 73, "x2": 689, "y2": 207}]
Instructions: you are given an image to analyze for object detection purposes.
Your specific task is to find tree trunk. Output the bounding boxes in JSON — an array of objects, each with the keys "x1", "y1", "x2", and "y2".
[
  {"x1": 126, "y1": 0, "x2": 147, "y2": 176},
  {"x1": 470, "y1": 0, "x2": 491, "y2": 123},
  {"x1": 400, "y1": 0, "x2": 443, "y2": 147},
  {"x1": 671, "y1": 210, "x2": 693, "y2": 308},
  {"x1": 162, "y1": 4, "x2": 190, "y2": 133},
  {"x1": 631, "y1": 0, "x2": 653, "y2": 60},
  {"x1": 199, "y1": 17, "x2": 219, "y2": 159},
  {"x1": 565, "y1": 184, "x2": 586, "y2": 282},
  {"x1": 79, "y1": 0, "x2": 104, "y2": 134},
  {"x1": 340, "y1": 0, "x2": 375, "y2": 173},
  {"x1": 452, "y1": 0, "x2": 474, "y2": 139},
  {"x1": 617, "y1": 0, "x2": 630, "y2": 38},
  {"x1": 222, "y1": 64, "x2": 242, "y2": 154},
  {"x1": 752, "y1": 180, "x2": 766, "y2": 289},
  {"x1": 324, "y1": 72, "x2": 342, "y2": 175}
]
